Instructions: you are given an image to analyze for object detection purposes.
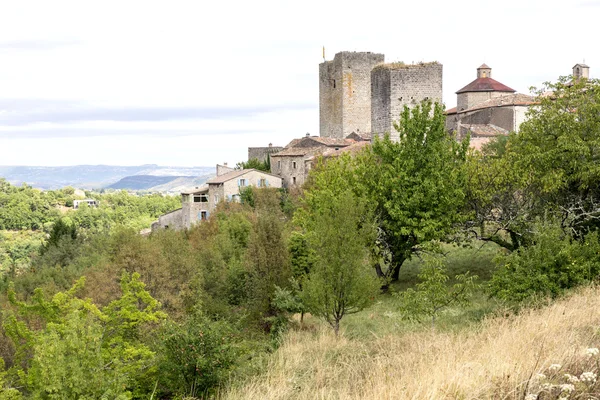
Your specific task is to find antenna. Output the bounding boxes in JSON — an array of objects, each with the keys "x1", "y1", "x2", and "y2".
[{"x1": 322, "y1": 46, "x2": 326, "y2": 62}]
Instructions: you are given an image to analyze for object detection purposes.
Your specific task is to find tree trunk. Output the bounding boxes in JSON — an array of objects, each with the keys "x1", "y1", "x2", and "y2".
[{"x1": 334, "y1": 320, "x2": 340, "y2": 337}]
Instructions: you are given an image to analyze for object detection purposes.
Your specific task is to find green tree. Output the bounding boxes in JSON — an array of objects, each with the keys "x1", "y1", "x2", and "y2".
[
  {"x1": 235, "y1": 157, "x2": 271, "y2": 172},
  {"x1": 302, "y1": 100, "x2": 469, "y2": 282},
  {"x1": 509, "y1": 77, "x2": 600, "y2": 238},
  {"x1": 489, "y1": 221, "x2": 600, "y2": 303},
  {"x1": 395, "y1": 255, "x2": 478, "y2": 328},
  {"x1": 157, "y1": 312, "x2": 239, "y2": 398},
  {"x1": 300, "y1": 190, "x2": 379, "y2": 336},
  {"x1": 359, "y1": 101, "x2": 469, "y2": 281},
  {"x1": 2, "y1": 272, "x2": 166, "y2": 399}
]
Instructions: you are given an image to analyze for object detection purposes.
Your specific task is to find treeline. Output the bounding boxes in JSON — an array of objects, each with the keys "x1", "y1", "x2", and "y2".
[{"x1": 0, "y1": 181, "x2": 179, "y2": 231}]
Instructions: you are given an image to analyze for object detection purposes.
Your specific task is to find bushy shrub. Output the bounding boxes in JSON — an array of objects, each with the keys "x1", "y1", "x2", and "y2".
[
  {"x1": 157, "y1": 312, "x2": 239, "y2": 398},
  {"x1": 489, "y1": 223, "x2": 600, "y2": 302}
]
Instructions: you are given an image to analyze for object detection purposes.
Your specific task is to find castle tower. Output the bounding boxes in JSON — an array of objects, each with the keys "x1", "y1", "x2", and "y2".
[
  {"x1": 573, "y1": 63, "x2": 590, "y2": 80},
  {"x1": 456, "y1": 64, "x2": 515, "y2": 112},
  {"x1": 371, "y1": 62, "x2": 443, "y2": 141},
  {"x1": 319, "y1": 51, "x2": 385, "y2": 138}
]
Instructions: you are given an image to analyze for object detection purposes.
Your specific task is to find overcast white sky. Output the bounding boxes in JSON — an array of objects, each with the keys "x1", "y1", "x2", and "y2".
[{"x1": 0, "y1": 0, "x2": 598, "y2": 167}]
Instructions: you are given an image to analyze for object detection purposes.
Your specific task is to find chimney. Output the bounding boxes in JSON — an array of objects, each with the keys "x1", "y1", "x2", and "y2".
[
  {"x1": 268, "y1": 143, "x2": 272, "y2": 147},
  {"x1": 224, "y1": 162, "x2": 228, "y2": 166},
  {"x1": 306, "y1": 132, "x2": 310, "y2": 137}
]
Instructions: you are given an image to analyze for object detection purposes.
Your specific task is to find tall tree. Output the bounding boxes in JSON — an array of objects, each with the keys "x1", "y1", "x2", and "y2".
[
  {"x1": 300, "y1": 189, "x2": 379, "y2": 336},
  {"x1": 356, "y1": 100, "x2": 469, "y2": 281}
]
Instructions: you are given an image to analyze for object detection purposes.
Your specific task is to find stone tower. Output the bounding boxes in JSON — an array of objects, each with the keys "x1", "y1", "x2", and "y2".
[
  {"x1": 371, "y1": 62, "x2": 443, "y2": 141},
  {"x1": 319, "y1": 51, "x2": 385, "y2": 138},
  {"x1": 573, "y1": 63, "x2": 590, "y2": 80}
]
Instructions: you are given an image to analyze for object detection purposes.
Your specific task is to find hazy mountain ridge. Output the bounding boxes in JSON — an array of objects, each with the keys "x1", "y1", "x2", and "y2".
[
  {"x1": 107, "y1": 175, "x2": 213, "y2": 191},
  {"x1": 0, "y1": 165, "x2": 214, "y2": 190}
]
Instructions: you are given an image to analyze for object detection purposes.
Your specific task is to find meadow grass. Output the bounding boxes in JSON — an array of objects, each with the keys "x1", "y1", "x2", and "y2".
[{"x1": 220, "y1": 242, "x2": 600, "y2": 399}]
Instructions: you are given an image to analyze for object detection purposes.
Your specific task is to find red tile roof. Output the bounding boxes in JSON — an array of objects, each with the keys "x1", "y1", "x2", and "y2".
[{"x1": 456, "y1": 77, "x2": 516, "y2": 94}]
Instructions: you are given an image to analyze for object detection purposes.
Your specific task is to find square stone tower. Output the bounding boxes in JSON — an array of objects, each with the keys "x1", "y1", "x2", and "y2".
[
  {"x1": 319, "y1": 51, "x2": 385, "y2": 138},
  {"x1": 371, "y1": 62, "x2": 443, "y2": 141}
]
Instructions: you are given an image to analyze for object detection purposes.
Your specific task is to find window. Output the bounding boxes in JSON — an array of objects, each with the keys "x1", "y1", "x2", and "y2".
[
  {"x1": 200, "y1": 211, "x2": 208, "y2": 221},
  {"x1": 194, "y1": 194, "x2": 208, "y2": 203},
  {"x1": 333, "y1": 79, "x2": 336, "y2": 88},
  {"x1": 258, "y1": 178, "x2": 266, "y2": 187},
  {"x1": 292, "y1": 161, "x2": 297, "y2": 169},
  {"x1": 214, "y1": 194, "x2": 220, "y2": 203},
  {"x1": 292, "y1": 177, "x2": 296, "y2": 185},
  {"x1": 238, "y1": 179, "x2": 247, "y2": 187},
  {"x1": 277, "y1": 160, "x2": 281, "y2": 169},
  {"x1": 231, "y1": 194, "x2": 240, "y2": 202}
]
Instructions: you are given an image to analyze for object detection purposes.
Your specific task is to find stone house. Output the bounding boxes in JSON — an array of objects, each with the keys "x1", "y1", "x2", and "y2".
[
  {"x1": 152, "y1": 165, "x2": 282, "y2": 231},
  {"x1": 445, "y1": 64, "x2": 536, "y2": 150},
  {"x1": 269, "y1": 134, "x2": 355, "y2": 188},
  {"x1": 304, "y1": 141, "x2": 370, "y2": 177}
]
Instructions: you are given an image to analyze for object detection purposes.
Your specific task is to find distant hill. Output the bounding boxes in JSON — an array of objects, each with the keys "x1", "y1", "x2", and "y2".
[
  {"x1": 0, "y1": 165, "x2": 214, "y2": 190},
  {"x1": 107, "y1": 175, "x2": 212, "y2": 191}
]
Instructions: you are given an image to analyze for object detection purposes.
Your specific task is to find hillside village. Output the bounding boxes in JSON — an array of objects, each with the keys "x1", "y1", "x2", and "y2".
[{"x1": 153, "y1": 51, "x2": 591, "y2": 231}]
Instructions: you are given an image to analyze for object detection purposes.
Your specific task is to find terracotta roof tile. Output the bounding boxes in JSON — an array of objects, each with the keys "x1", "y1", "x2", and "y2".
[{"x1": 456, "y1": 77, "x2": 516, "y2": 94}]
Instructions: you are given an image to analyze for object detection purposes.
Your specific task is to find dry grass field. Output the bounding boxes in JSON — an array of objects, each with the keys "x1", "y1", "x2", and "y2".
[{"x1": 221, "y1": 285, "x2": 600, "y2": 399}]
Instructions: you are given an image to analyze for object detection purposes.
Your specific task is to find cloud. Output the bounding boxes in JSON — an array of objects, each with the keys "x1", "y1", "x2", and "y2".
[
  {"x1": 0, "y1": 39, "x2": 81, "y2": 51},
  {"x1": 577, "y1": 0, "x2": 600, "y2": 6},
  {"x1": 0, "y1": 99, "x2": 316, "y2": 126}
]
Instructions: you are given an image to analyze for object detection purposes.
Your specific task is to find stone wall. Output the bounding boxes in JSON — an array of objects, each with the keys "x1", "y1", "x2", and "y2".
[
  {"x1": 270, "y1": 154, "x2": 311, "y2": 188},
  {"x1": 216, "y1": 164, "x2": 234, "y2": 176},
  {"x1": 248, "y1": 145, "x2": 283, "y2": 163},
  {"x1": 320, "y1": 52, "x2": 384, "y2": 138},
  {"x1": 153, "y1": 208, "x2": 183, "y2": 231},
  {"x1": 371, "y1": 62, "x2": 443, "y2": 141},
  {"x1": 457, "y1": 91, "x2": 507, "y2": 112}
]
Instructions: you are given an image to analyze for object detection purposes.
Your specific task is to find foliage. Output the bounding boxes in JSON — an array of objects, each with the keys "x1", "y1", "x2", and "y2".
[
  {"x1": 300, "y1": 190, "x2": 379, "y2": 335},
  {"x1": 466, "y1": 77, "x2": 600, "y2": 251},
  {"x1": 302, "y1": 100, "x2": 469, "y2": 282},
  {"x1": 358, "y1": 100, "x2": 469, "y2": 280},
  {"x1": 236, "y1": 157, "x2": 271, "y2": 172},
  {"x1": 244, "y1": 210, "x2": 292, "y2": 331},
  {"x1": 489, "y1": 221, "x2": 600, "y2": 303},
  {"x1": 157, "y1": 312, "x2": 239, "y2": 398},
  {"x1": 1, "y1": 272, "x2": 165, "y2": 399},
  {"x1": 0, "y1": 179, "x2": 179, "y2": 234},
  {"x1": 464, "y1": 140, "x2": 534, "y2": 251},
  {"x1": 395, "y1": 255, "x2": 478, "y2": 326}
]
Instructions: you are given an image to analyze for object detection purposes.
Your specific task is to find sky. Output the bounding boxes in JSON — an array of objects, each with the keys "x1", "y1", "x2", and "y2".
[{"x1": 0, "y1": 0, "x2": 598, "y2": 167}]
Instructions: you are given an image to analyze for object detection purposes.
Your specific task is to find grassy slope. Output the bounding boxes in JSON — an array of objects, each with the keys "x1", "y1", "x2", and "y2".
[{"x1": 221, "y1": 244, "x2": 600, "y2": 399}]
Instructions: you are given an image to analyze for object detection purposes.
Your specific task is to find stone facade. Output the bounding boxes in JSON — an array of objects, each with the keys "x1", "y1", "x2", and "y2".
[
  {"x1": 270, "y1": 135, "x2": 354, "y2": 188},
  {"x1": 371, "y1": 62, "x2": 443, "y2": 140},
  {"x1": 319, "y1": 52, "x2": 384, "y2": 138},
  {"x1": 248, "y1": 144, "x2": 283, "y2": 163},
  {"x1": 152, "y1": 208, "x2": 184, "y2": 230},
  {"x1": 152, "y1": 168, "x2": 282, "y2": 231}
]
